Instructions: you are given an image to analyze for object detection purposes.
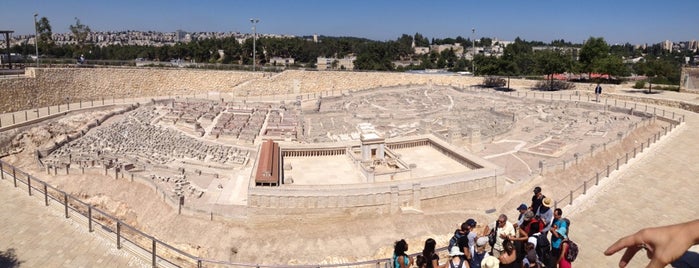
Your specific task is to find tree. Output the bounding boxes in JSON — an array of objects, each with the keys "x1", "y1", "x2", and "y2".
[
  {"x1": 535, "y1": 50, "x2": 569, "y2": 90},
  {"x1": 413, "y1": 33, "x2": 429, "y2": 47},
  {"x1": 69, "y1": 17, "x2": 91, "y2": 56},
  {"x1": 579, "y1": 37, "x2": 609, "y2": 75},
  {"x1": 593, "y1": 55, "x2": 629, "y2": 80},
  {"x1": 35, "y1": 16, "x2": 54, "y2": 56}
]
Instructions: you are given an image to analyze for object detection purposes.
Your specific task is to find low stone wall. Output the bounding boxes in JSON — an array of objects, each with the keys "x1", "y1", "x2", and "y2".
[
  {"x1": 246, "y1": 174, "x2": 499, "y2": 218},
  {"x1": 0, "y1": 68, "x2": 262, "y2": 113}
]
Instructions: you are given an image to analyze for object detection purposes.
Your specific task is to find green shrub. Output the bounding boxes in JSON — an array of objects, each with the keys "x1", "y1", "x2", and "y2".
[
  {"x1": 534, "y1": 80, "x2": 575, "y2": 91},
  {"x1": 633, "y1": 81, "x2": 646, "y2": 89}
]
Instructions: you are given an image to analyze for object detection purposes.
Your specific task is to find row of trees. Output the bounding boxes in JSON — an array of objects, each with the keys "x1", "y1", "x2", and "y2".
[{"x1": 11, "y1": 17, "x2": 695, "y2": 85}]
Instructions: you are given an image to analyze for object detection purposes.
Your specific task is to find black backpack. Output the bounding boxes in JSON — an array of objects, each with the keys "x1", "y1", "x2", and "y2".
[{"x1": 564, "y1": 239, "x2": 579, "y2": 262}]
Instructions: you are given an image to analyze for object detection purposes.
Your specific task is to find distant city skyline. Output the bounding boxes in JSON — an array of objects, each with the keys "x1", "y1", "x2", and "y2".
[{"x1": 1, "y1": 0, "x2": 698, "y2": 45}]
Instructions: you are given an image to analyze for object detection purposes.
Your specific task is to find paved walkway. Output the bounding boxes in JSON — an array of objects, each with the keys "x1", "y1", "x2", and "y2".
[
  {"x1": 0, "y1": 179, "x2": 148, "y2": 267},
  {"x1": 565, "y1": 89, "x2": 699, "y2": 267}
]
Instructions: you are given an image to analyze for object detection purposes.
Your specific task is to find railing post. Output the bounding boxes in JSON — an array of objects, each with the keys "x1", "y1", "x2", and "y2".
[
  {"x1": 152, "y1": 238, "x2": 157, "y2": 267},
  {"x1": 583, "y1": 181, "x2": 587, "y2": 195},
  {"x1": 554, "y1": 200, "x2": 558, "y2": 210},
  {"x1": 595, "y1": 172, "x2": 600, "y2": 186},
  {"x1": 117, "y1": 221, "x2": 122, "y2": 249},
  {"x1": 198, "y1": 260, "x2": 203, "y2": 268},
  {"x1": 28, "y1": 175, "x2": 32, "y2": 196},
  {"x1": 12, "y1": 113, "x2": 15, "y2": 124},
  {"x1": 88, "y1": 206, "x2": 93, "y2": 232},
  {"x1": 13, "y1": 167, "x2": 17, "y2": 187},
  {"x1": 0, "y1": 162, "x2": 4, "y2": 180},
  {"x1": 625, "y1": 152, "x2": 629, "y2": 164},
  {"x1": 616, "y1": 158, "x2": 620, "y2": 170},
  {"x1": 607, "y1": 165, "x2": 610, "y2": 177},
  {"x1": 64, "y1": 192, "x2": 69, "y2": 218},
  {"x1": 569, "y1": 191, "x2": 573, "y2": 205},
  {"x1": 44, "y1": 183, "x2": 48, "y2": 206}
]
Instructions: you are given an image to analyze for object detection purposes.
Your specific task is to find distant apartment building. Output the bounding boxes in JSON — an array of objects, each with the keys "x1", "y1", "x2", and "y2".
[
  {"x1": 316, "y1": 56, "x2": 356, "y2": 70},
  {"x1": 662, "y1": 40, "x2": 673, "y2": 51},
  {"x1": 269, "y1": 57, "x2": 295, "y2": 66}
]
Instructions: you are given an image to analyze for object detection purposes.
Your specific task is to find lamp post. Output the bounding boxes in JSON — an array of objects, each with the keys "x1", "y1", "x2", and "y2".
[
  {"x1": 471, "y1": 28, "x2": 475, "y2": 74},
  {"x1": 250, "y1": 18, "x2": 259, "y2": 71},
  {"x1": 33, "y1": 13, "x2": 39, "y2": 67}
]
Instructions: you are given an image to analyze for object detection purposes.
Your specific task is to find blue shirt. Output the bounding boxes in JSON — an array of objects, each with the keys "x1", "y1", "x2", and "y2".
[{"x1": 551, "y1": 220, "x2": 568, "y2": 249}]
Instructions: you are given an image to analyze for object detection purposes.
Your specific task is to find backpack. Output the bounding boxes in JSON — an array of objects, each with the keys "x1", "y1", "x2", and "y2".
[
  {"x1": 449, "y1": 230, "x2": 468, "y2": 253},
  {"x1": 448, "y1": 231, "x2": 460, "y2": 250},
  {"x1": 449, "y1": 259, "x2": 465, "y2": 268},
  {"x1": 488, "y1": 221, "x2": 499, "y2": 247},
  {"x1": 564, "y1": 239, "x2": 579, "y2": 262}
]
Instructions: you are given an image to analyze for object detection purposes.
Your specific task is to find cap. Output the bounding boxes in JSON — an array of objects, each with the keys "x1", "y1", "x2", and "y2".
[
  {"x1": 528, "y1": 236, "x2": 538, "y2": 248},
  {"x1": 516, "y1": 203, "x2": 528, "y2": 210},
  {"x1": 477, "y1": 236, "x2": 489, "y2": 247},
  {"x1": 523, "y1": 211, "x2": 535, "y2": 221},
  {"x1": 533, "y1": 186, "x2": 542, "y2": 194},
  {"x1": 465, "y1": 218, "x2": 477, "y2": 227}
]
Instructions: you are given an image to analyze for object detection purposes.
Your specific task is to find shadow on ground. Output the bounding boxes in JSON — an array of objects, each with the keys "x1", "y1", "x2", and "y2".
[{"x1": 620, "y1": 89, "x2": 664, "y2": 95}]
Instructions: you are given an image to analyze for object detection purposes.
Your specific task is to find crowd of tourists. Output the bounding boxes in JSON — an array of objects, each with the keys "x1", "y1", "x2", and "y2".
[{"x1": 392, "y1": 186, "x2": 577, "y2": 268}]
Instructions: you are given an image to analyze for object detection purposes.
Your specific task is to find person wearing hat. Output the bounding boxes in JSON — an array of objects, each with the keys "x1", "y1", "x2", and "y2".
[
  {"x1": 536, "y1": 197, "x2": 554, "y2": 234},
  {"x1": 530, "y1": 186, "x2": 545, "y2": 215},
  {"x1": 523, "y1": 237, "x2": 540, "y2": 267},
  {"x1": 470, "y1": 236, "x2": 490, "y2": 268},
  {"x1": 514, "y1": 203, "x2": 528, "y2": 229},
  {"x1": 509, "y1": 210, "x2": 544, "y2": 263},
  {"x1": 481, "y1": 255, "x2": 500, "y2": 268},
  {"x1": 447, "y1": 246, "x2": 466, "y2": 268}
]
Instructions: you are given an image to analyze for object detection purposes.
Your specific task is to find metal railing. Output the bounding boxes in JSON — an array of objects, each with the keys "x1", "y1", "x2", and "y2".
[
  {"x1": 0, "y1": 160, "x2": 449, "y2": 267},
  {"x1": 551, "y1": 120, "x2": 680, "y2": 210}
]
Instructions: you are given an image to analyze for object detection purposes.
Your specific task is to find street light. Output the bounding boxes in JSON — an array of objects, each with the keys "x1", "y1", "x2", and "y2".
[
  {"x1": 250, "y1": 18, "x2": 260, "y2": 71},
  {"x1": 471, "y1": 28, "x2": 475, "y2": 74},
  {"x1": 33, "y1": 13, "x2": 39, "y2": 68}
]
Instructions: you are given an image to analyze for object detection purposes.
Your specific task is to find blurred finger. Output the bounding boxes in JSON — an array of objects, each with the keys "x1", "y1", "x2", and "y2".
[
  {"x1": 605, "y1": 234, "x2": 642, "y2": 256},
  {"x1": 619, "y1": 245, "x2": 642, "y2": 267}
]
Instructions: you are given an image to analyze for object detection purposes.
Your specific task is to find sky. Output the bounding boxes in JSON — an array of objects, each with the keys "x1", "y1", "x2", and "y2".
[{"x1": 1, "y1": 0, "x2": 698, "y2": 45}]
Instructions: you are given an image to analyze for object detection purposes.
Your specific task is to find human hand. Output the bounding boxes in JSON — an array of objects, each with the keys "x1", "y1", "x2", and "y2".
[{"x1": 604, "y1": 220, "x2": 699, "y2": 268}]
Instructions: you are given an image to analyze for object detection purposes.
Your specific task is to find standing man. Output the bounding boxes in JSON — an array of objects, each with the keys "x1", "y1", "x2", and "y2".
[
  {"x1": 514, "y1": 203, "x2": 528, "y2": 229},
  {"x1": 530, "y1": 187, "x2": 545, "y2": 216},
  {"x1": 487, "y1": 214, "x2": 516, "y2": 258},
  {"x1": 595, "y1": 83, "x2": 602, "y2": 102},
  {"x1": 550, "y1": 208, "x2": 568, "y2": 266}
]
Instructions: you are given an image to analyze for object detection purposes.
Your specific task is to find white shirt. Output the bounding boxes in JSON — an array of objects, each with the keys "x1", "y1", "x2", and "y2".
[{"x1": 488, "y1": 220, "x2": 516, "y2": 251}]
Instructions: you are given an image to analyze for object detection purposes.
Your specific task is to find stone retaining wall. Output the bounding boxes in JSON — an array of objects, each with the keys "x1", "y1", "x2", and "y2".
[{"x1": 0, "y1": 68, "x2": 261, "y2": 113}]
